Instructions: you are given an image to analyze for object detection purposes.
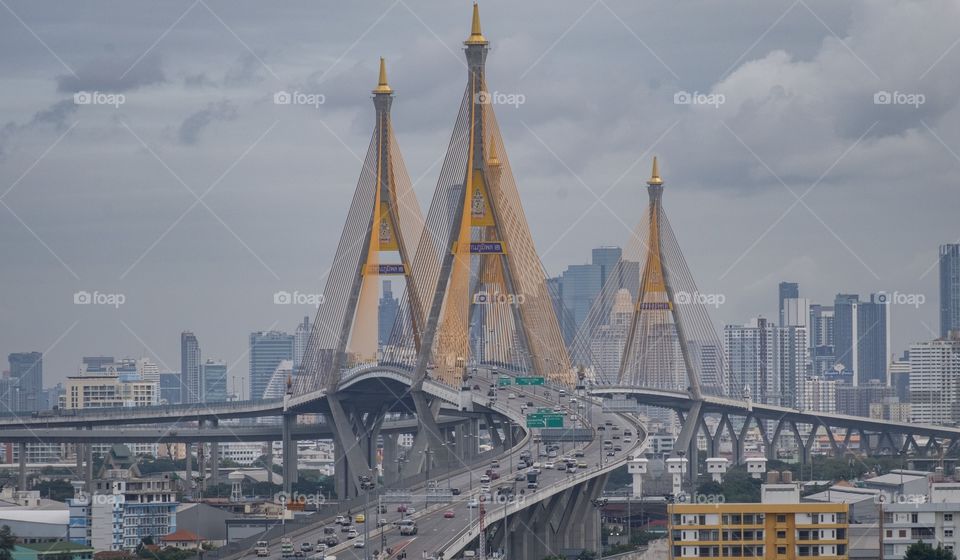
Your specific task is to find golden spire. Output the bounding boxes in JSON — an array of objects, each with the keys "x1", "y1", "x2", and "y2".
[
  {"x1": 487, "y1": 135, "x2": 500, "y2": 166},
  {"x1": 464, "y1": 2, "x2": 489, "y2": 45},
  {"x1": 373, "y1": 57, "x2": 393, "y2": 95},
  {"x1": 647, "y1": 156, "x2": 663, "y2": 186}
]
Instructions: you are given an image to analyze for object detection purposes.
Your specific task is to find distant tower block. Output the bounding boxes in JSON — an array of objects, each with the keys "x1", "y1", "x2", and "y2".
[
  {"x1": 229, "y1": 471, "x2": 245, "y2": 502},
  {"x1": 666, "y1": 456, "x2": 688, "y2": 498},
  {"x1": 706, "y1": 457, "x2": 729, "y2": 483},
  {"x1": 628, "y1": 457, "x2": 649, "y2": 498},
  {"x1": 746, "y1": 457, "x2": 768, "y2": 480}
]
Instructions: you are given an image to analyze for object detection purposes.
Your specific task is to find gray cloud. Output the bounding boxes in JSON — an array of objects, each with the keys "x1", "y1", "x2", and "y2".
[
  {"x1": 56, "y1": 53, "x2": 166, "y2": 93},
  {"x1": 178, "y1": 99, "x2": 239, "y2": 145}
]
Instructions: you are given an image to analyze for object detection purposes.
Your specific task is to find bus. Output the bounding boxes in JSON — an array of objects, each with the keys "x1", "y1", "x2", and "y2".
[{"x1": 281, "y1": 538, "x2": 294, "y2": 558}]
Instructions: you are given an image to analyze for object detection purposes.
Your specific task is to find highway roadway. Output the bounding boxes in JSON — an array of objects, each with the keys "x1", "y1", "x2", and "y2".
[{"x1": 248, "y1": 370, "x2": 644, "y2": 560}]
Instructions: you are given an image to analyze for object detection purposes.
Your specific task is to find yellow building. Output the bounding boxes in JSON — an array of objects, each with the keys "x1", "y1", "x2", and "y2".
[{"x1": 667, "y1": 502, "x2": 849, "y2": 559}]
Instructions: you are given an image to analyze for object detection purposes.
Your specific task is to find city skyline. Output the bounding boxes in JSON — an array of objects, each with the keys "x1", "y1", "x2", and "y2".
[{"x1": 1, "y1": 1, "x2": 958, "y2": 382}]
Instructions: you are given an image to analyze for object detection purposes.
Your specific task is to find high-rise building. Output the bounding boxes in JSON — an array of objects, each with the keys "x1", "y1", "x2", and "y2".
[
  {"x1": 833, "y1": 293, "x2": 889, "y2": 386},
  {"x1": 589, "y1": 289, "x2": 633, "y2": 383},
  {"x1": 724, "y1": 317, "x2": 807, "y2": 406},
  {"x1": 909, "y1": 332, "x2": 960, "y2": 425},
  {"x1": 249, "y1": 331, "x2": 294, "y2": 400},
  {"x1": 293, "y1": 316, "x2": 311, "y2": 371},
  {"x1": 941, "y1": 243, "x2": 960, "y2": 338},
  {"x1": 201, "y1": 360, "x2": 227, "y2": 403},
  {"x1": 836, "y1": 381, "x2": 895, "y2": 418},
  {"x1": 778, "y1": 281, "x2": 799, "y2": 326},
  {"x1": 378, "y1": 281, "x2": 399, "y2": 348},
  {"x1": 180, "y1": 332, "x2": 201, "y2": 404},
  {"x1": 158, "y1": 372, "x2": 182, "y2": 405},
  {"x1": 798, "y1": 375, "x2": 838, "y2": 414},
  {"x1": 8, "y1": 352, "x2": 42, "y2": 412},
  {"x1": 592, "y1": 246, "x2": 622, "y2": 288},
  {"x1": 559, "y1": 264, "x2": 603, "y2": 341},
  {"x1": 781, "y1": 298, "x2": 810, "y2": 328},
  {"x1": 809, "y1": 305, "x2": 835, "y2": 375}
]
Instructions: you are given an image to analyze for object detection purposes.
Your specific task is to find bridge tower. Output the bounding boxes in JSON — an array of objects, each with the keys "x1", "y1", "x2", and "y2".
[
  {"x1": 392, "y1": 3, "x2": 572, "y2": 389},
  {"x1": 295, "y1": 59, "x2": 429, "y2": 499}
]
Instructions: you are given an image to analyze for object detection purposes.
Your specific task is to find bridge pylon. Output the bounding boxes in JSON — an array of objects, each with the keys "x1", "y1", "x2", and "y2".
[
  {"x1": 296, "y1": 58, "x2": 428, "y2": 395},
  {"x1": 386, "y1": 2, "x2": 572, "y2": 389}
]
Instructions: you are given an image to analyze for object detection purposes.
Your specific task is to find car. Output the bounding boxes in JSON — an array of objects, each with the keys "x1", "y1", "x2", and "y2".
[
  {"x1": 597, "y1": 425, "x2": 606, "y2": 431},
  {"x1": 517, "y1": 462, "x2": 527, "y2": 470},
  {"x1": 574, "y1": 450, "x2": 586, "y2": 458},
  {"x1": 624, "y1": 430, "x2": 633, "y2": 437},
  {"x1": 570, "y1": 398, "x2": 578, "y2": 405},
  {"x1": 544, "y1": 461, "x2": 555, "y2": 469},
  {"x1": 624, "y1": 438, "x2": 633, "y2": 444},
  {"x1": 324, "y1": 536, "x2": 339, "y2": 547},
  {"x1": 335, "y1": 515, "x2": 347, "y2": 524},
  {"x1": 473, "y1": 384, "x2": 481, "y2": 390},
  {"x1": 377, "y1": 518, "x2": 388, "y2": 527},
  {"x1": 547, "y1": 450, "x2": 558, "y2": 458},
  {"x1": 300, "y1": 543, "x2": 313, "y2": 553},
  {"x1": 467, "y1": 498, "x2": 479, "y2": 508},
  {"x1": 378, "y1": 504, "x2": 387, "y2": 513},
  {"x1": 604, "y1": 421, "x2": 613, "y2": 426},
  {"x1": 614, "y1": 446, "x2": 622, "y2": 452},
  {"x1": 451, "y1": 487, "x2": 461, "y2": 495},
  {"x1": 508, "y1": 393, "x2": 516, "y2": 399},
  {"x1": 341, "y1": 524, "x2": 353, "y2": 532},
  {"x1": 607, "y1": 451, "x2": 616, "y2": 457},
  {"x1": 354, "y1": 513, "x2": 365, "y2": 523},
  {"x1": 398, "y1": 520, "x2": 418, "y2": 535},
  {"x1": 578, "y1": 402, "x2": 585, "y2": 409},
  {"x1": 491, "y1": 460, "x2": 500, "y2": 468},
  {"x1": 397, "y1": 504, "x2": 408, "y2": 513},
  {"x1": 444, "y1": 510, "x2": 456, "y2": 519},
  {"x1": 612, "y1": 425, "x2": 621, "y2": 431},
  {"x1": 489, "y1": 471, "x2": 500, "y2": 480},
  {"x1": 353, "y1": 538, "x2": 365, "y2": 549},
  {"x1": 480, "y1": 475, "x2": 491, "y2": 484},
  {"x1": 515, "y1": 472, "x2": 525, "y2": 481},
  {"x1": 347, "y1": 529, "x2": 359, "y2": 539},
  {"x1": 613, "y1": 435, "x2": 621, "y2": 440},
  {"x1": 526, "y1": 401, "x2": 534, "y2": 408},
  {"x1": 407, "y1": 507, "x2": 416, "y2": 514},
  {"x1": 294, "y1": 551, "x2": 304, "y2": 558},
  {"x1": 577, "y1": 461, "x2": 588, "y2": 469},
  {"x1": 559, "y1": 389, "x2": 567, "y2": 397},
  {"x1": 553, "y1": 406, "x2": 562, "y2": 413}
]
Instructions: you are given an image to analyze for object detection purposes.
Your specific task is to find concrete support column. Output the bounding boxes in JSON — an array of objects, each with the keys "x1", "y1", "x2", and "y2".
[
  {"x1": 281, "y1": 414, "x2": 297, "y2": 494},
  {"x1": 185, "y1": 442, "x2": 193, "y2": 498},
  {"x1": 334, "y1": 437, "x2": 347, "y2": 500},
  {"x1": 455, "y1": 422, "x2": 466, "y2": 462},
  {"x1": 266, "y1": 441, "x2": 274, "y2": 485},
  {"x1": 210, "y1": 441, "x2": 220, "y2": 487},
  {"x1": 382, "y1": 433, "x2": 399, "y2": 487},
  {"x1": 18, "y1": 442, "x2": 27, "y2": 490},
  {"x1": 84, "y1": 442, "x2": 93, "y2": 490}
]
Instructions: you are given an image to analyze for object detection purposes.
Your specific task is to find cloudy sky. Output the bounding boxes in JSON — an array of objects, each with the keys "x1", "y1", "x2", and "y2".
[{"x1": 1, "y1": 0, "x2": 958, "y2": 388}]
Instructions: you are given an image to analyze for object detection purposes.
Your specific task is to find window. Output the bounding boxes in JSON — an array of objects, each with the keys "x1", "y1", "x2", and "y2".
[
  {"x1": 948, "y1": 514, "x2": 955, "y2": 522},
  {"x1": 946, "y1": 529, "x2": 954, "y2": 538},
  {"x1": 777, "y1": 515, "x2": 787, "y2": 523},
  {"x1": 777, "y1": 546, "x2": 787, "y2": 555},
  {"x1": 777, "y1": 530, "x2": 787, "y2": 539}
]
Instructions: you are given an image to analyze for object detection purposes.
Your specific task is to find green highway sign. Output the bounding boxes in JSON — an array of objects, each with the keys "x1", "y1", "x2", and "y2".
[
  {"x1": 526, "y1": 412, "x2": 564, "y2": 429},
  {"x1": 497, "y1": 376, "x2": 512, "y2": 386},
  {"x1": 515, "y1": 376, "x2": 545, "y2": 386}
]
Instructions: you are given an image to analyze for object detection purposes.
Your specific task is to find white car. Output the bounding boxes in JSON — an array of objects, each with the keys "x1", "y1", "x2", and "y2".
[
  {"x1": 467, "y1": 498, "x2": 479, "y2": 508},
  {"x1": 353, "y1": 538, "x2": 365, "y2": 549},
  {"x1": 544, "y1": 461, "x2": 555, "y2": 469},
  {"x1": 347, "y1": 529, "x2": 359, "y2": 539}
]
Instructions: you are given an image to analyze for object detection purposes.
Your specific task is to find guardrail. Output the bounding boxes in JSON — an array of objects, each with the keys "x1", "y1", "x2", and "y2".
[{"x1": 438, "y1": 410, "x2": 647, "y2": 558}]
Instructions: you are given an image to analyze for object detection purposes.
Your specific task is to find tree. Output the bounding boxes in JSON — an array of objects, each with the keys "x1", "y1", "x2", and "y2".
[
  {"x1": 904, "y1": 540, "x2": 957, "y2": 560},
  {"x1": 0, "y1": 525, "x2": 17, "y2": 560}
]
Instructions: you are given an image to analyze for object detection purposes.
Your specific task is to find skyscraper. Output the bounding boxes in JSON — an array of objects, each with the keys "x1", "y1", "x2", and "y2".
[
  {"x1": 8, "y1": 352, "x2": 42, "y2": 412},
  {"x1": 591, "y1": 246, "x2": 622, "y2": 288},
  {"x1": 909, "y1": 332, "x2": 960, "y2": 425},
  {"x1": 293, "y1": 316, "x2": 311, "y2": 371},
  {"x1": 724, "y1": 317, "x2": 807, "y2": 406},
  {"x1": 180, "y1": 332, "x2": 201, "y2": 403},
  {"x1": 560, "y1": 264, "x2": 603, "y2": 342},
  {"x1": 201, "y1": 360, "x2": 228, "y2": 403},
  {"x1": 378, "y1": 281, "x2": 399, "y2": 348},
  {"x1": 781, "y1": 298, "x2": 810, "y2": 328},
  {"x1": 778, "y1": 282, "x2": 799, "y2": 326},
  {"x1": 249, "y1": 331, "x2": 295, "y2": 400},
  {"x1": 809, "y1": 304, "x2": 835, "y2": 375},
  {"x1": 941, "y1": 243, "x2": 960, "y2": 337},
  {"x1": 833, "y1": 293, "x2": 889, "y2": 386}
]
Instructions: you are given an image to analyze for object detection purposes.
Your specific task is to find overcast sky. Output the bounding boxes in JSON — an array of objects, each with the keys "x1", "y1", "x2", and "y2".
[{"x1": 1, "y1": 0, "x2": 958, "y2": 388}]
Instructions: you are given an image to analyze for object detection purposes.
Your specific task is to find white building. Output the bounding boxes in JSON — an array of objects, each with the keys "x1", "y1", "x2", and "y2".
[
  {"x1": 724, "y1": 317, "x2": 809, "y2": 407},
  {"x1": 798, "y1": 375, "x2": 838, "y2": 414},
  {"x1": 883, "y1": 482, "x2": 960, "y2": 559},
  {"x1": 909, "y1": 333, "x2": 960, "y2": 425}
]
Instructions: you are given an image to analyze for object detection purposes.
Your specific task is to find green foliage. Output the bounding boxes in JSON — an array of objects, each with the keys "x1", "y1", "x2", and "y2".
[
  {"x1": 0, "y1": 526, "x2": 16, "y2": 560},
  {"x1": 904, "y1": 540, "x2": 957, "y2": 560},
  {"x1": 697, "y1": 467, "x2": 760, "y2": 503}
]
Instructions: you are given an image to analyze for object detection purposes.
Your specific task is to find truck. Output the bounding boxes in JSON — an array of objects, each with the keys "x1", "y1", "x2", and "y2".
[
  {"x1": 526, "y1": 470, "x2": 539, "y2": 489},
  {"x1": 255, "y1": 541, "x2": 269, "y2": 557},
  {"x1": 281, "y1": 538, "x2": 294, "y2": 558}
]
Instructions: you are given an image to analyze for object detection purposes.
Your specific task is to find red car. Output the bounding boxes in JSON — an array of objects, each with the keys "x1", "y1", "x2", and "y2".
[
  {"x1": 444, "y1": 510, "x2": 456, "y2": 519},
  {"x1": 489, "y1": 471, "x2": 500, "y2": 480},
  {"x1": 396, "y1": 504, "x2": 408, "y2": 513}
]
